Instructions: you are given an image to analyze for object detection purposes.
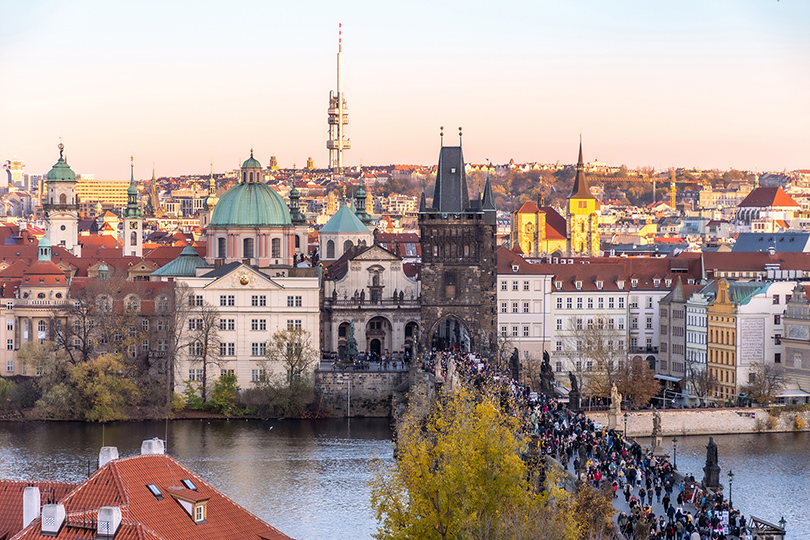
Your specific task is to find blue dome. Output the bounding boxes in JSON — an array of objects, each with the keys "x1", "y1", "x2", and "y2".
[{"x1": 209, "y1": 182, "x2": 291, "y2": 228}]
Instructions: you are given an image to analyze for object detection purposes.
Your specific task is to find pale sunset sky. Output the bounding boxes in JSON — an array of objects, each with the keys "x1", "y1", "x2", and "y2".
[{"x1": 1, "y1": 0, "x2": 808, "y2": 180}]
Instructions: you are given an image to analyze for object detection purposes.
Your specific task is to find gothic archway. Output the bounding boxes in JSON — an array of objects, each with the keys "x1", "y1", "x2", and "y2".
[{"x1": 429, "y1": 315, "x2": 471, "y2": 353}]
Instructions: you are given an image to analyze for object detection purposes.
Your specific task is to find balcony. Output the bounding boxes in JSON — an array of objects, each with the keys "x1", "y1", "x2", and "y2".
[
  {"x1": 324, "y1": 298, "x2": 419, "y2": 309},
  {"x1": 630, "y1": 346, "x2": 659, "y2": 354}
]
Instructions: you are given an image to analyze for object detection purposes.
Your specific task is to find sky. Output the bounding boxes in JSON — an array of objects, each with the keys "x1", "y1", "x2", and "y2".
[{"x1": 1, "y1": 0, "x2": 808, "y2": 180}]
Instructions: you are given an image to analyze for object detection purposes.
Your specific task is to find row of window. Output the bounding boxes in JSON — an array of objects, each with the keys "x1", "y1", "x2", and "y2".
[
  {"x1": 500, "y1": 280, "x2": 532, "y2": 292},
  {"x1": 555, "y1": 297, "x2": 626, "y2": 310},
  {"x1": 555, "y1": 317, "x2": 626, "y2": 331}
]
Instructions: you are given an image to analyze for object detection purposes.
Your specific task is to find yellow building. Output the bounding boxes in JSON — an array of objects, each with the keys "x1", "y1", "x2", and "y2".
[
  {"x1": 566, "y1": 143, "x2": 600, "y2": 257},
  {"x1": 511, "y1": 200, "x2": 567, "y2": 257},
  {"x1": 707, "y1": 279, "x2": 737, "y2": 402},
  {"x1": 76, "y1": 176, "x2": 130, "y2": 207}
]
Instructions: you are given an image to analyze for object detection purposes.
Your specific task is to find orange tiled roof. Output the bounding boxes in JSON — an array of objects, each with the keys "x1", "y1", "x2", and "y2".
[
  {"x1": 14, "y1": 453, "x2": 293, "y2": 540},
  {"x1": 0, "y1": 481, "x2": 78, "y2": 540},
  {"x1": 738, "y1": 187, "x2": 800, "y2": 208}
]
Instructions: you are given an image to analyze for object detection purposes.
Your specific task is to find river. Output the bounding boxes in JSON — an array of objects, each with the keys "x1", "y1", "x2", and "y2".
[
  {"x1": 0, "y1": 421, "x2": 806, "y2": 539},
  {"x1": 0, "y1": 418, "x2": 394, "y2": 540}
]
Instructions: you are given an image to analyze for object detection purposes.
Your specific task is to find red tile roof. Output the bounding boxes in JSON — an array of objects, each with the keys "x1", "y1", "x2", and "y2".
[
  {"x1": 738, "y1": 187, "x2": 800, "y2": 208},
  {"x1": 0, "y1": 481, "x2": 77, "y2": 540},
  {"x1": 13, "y1": 454, "x2": 293, "y2": 540}
]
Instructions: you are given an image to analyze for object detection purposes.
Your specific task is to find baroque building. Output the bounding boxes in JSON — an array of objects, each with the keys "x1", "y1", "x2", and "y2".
[
  {"x1": 418, "y1": 140, "x2": 497, "y2": 357},
  {"x1": 43, "y1": 143, "x2": 81, "y2": 256}
]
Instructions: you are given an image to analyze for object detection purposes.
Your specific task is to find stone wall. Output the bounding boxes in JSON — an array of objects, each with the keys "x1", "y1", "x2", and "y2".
[
  {"x1": 587, "y1": 408, "x2": 810, "y2": 437},
  {"x1": 315, "y1": 370, "x2": 408, "y2": 417}
]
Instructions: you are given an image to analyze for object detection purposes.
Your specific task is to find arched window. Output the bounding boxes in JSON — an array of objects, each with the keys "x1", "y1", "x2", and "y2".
[
  {"x1": 130, "y1": 231, "x2": 137, "y2": 246},
  {"x1": 243, "y1": 238, "x2": 255, "y2": 259},
  {"x1": 218, "y1": 237, "x2": 226, "y2": 259},
  {"x1": 59, "y1": 193, "x2": 67, "y2": 204},
  {"x1": 343, "y1": 240, "x2": 353, "y2": 253},
  {"x1": 295, "y1": 235, "x2": 300, "y2": 249},
  {"x1": 242, "y1": 171, "x2": 246, "y2": 183},
  {"x1": 271, "y1": 238, "x2": 281, "y2": 258},
  {"x1": 326, "y1": 240, "x2": 335, "y2": 259}
]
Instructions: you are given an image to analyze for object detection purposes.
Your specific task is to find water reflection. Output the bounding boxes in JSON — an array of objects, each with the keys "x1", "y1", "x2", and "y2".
[{"x1": 0, "y1": 418, "x2": 394, "y2": 540}]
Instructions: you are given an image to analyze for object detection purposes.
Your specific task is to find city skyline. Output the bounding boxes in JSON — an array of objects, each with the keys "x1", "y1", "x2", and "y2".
[{"x1": 1, "y1": 0, "x2": 808, "y2": 180}]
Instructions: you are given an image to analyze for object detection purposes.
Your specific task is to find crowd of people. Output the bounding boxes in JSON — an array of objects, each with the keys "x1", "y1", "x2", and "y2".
[{"x1": 420, "y1": 349, "x2": 755, "y2": 540}]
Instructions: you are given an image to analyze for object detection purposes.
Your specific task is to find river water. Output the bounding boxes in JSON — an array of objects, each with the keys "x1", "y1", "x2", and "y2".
[
  {"x1": 0, "y1": 420, "x2": 807, "y2": 539},
  {"x1": 0, "y1": 418, "x2": 394, "y2": 540}
]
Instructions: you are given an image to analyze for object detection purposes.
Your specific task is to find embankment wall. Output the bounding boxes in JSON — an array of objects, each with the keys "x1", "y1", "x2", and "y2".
[{"x1": 315, "y1": 370, "x2": 408, "y2": 417}]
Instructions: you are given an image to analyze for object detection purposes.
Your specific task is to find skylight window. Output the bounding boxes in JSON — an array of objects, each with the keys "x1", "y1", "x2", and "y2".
[
  {"x1": 146, "y1": 484, "x2": 164, "y2": 500},
  {"x1": 181, "y1": 479, "x2": 197, "y2": 491}
]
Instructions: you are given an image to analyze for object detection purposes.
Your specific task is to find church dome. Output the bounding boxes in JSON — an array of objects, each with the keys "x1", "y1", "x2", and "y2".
[
  {"x1": 47, "y1": 143, "x2": 76, "y2": 183},
  {"x1": 209, "y1": 182, "x2": 291, "y2": 228},
  {"x1": 242, "y1": 153, "x2": 262, "y2": 169}
]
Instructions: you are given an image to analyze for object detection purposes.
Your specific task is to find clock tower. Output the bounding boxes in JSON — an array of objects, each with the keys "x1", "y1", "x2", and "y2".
[
  {"x1": 44, "y1": 142, "x2": 81, "y2": 256},
  {"x1": 123, "y1": 156, "x2": 143, "y2": 258}
]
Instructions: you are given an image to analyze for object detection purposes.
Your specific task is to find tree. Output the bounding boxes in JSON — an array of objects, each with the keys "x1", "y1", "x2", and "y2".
[
  {"x1": 185, "y1": 301, "x2": 221, "y2": 401},
  {"x1": 71, "y1": 353, "x2": 140, "y2": 422},
  {"x1": 685, "y1": 356, "x2": 716, "y2": 405},
  {"x1": 744, "y1": 362, "x2": 786, "y2": 405},
  {"x1": 563, "y1": 314, "x2": 627, "y2": 399},
  {"x1": 369, "y1": 387, "x2": 577, "y2": 540},
  {"x1": 614, "y1": 356, "x2": 661, "y2": 409},
  {"x1": 264, "y1": 327, "x2": 318, "y2": 385}
]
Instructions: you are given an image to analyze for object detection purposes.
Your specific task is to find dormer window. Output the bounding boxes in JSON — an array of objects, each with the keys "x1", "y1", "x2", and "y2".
[
  {"x1": 617, "y1": 280, "x2": 625, "y2": 289},
  {"x1": 195, "y1": 503, "x2": 206, "y2": 522},
  {"x1": 555, "y1": 281, "x2": 562, "y2": 290},
  {"x1": 167, "y1": 485, "x2": 210, "y2": 525},
  {"x1": 595, "y1": 280, "x2": 603, "y2": 290},
  {"x1": 653, "y1": 279, "x2": 661, "y2": 288},
  {"x1": 575, "y1": 281, "x2": 582, "y2": 290},
  {"x1": 631, "y1": 279, "x2": 638, "y2": 288},
  {"x1": 665, "y1": 279, "x2": 672, "y2": 288}
]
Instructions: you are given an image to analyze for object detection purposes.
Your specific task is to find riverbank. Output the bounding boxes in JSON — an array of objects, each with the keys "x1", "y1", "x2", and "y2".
[{"x1": 587, "y1": 407, "x2": 810, "y2": 437}]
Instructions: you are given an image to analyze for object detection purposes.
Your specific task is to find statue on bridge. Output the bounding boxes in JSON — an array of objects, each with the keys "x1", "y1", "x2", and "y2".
[
  {"x1": 702, "y1": 437, "x2": 721, "y2": 490},
  {"x1": 567, "y1": 370, "x2": 581, "y2": 412},
  {"x1": 538, "y1": 351, "x2": 555, "y2": 397}
]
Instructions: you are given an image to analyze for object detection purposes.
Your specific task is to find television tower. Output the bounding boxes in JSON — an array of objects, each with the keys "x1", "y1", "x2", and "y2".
[{"x1": 327, "y1": 24, "x2": 350, "y2": 173}]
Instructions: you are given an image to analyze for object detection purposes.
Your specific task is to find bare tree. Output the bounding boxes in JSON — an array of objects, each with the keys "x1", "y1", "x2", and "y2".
[
  {"x1": 562, "y1": 314, "x2": 627, "y2": 399},
  {"x1": 614, "y1": 356, "x2": 661, "y2": 409},
  {"x1": 185, "y1": 301, "x2": 221, "y2": 401},
  {"x1": 744, "y1": 362, "x2": 786, "y2": 406},
  {"x1": 264, "y1": 327, "x2": 318, "y2": 385},
  {"x1": 685, "y1": 356, "x2": 716, "y2": 405}
]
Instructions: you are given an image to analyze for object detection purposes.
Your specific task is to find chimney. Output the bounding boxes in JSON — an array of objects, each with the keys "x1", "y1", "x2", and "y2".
[
  {"x1": 97, "y1": 506, "x2": 122, "y2": 538},
  {"x1": 41, "y1": 504, "x2": 66, "y2": 535},
  {"x1": 23, "y1": 486, "x2": 40, "y2": 528},
  {"x1": 141, "y1": 438, "x2": 165, "y2": 455},
  {"x1": 99, "y1": 446, "x2": 119, "y2": 468}
]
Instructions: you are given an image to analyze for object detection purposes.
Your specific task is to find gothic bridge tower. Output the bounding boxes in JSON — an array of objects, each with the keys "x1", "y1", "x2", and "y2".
[{"x1": 418, "y1": 129, "x2": 497, "y2": 358}]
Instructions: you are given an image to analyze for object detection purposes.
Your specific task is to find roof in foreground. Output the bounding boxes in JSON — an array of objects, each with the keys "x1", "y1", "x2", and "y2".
[{"x1": 14, "y1": 453, "x2": 294, "y2": 540}]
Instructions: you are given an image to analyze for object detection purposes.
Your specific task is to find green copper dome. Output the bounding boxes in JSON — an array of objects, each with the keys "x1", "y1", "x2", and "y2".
[
  {"x1": 209, "y1": 182, "x2": 291, "y2": 228},
  {"x1": 47, "y1": 143, "x2": 76, "y2": 183},
  {"x1": 242, "y1": 150, "x2": 262, "y2": 169}
]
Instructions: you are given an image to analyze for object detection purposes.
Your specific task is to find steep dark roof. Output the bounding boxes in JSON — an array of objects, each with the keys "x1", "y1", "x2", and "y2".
[
  {"x1": 430, "y1": 146, "x2": 470, "y2": 213},
  {"x1": 568, "y1": 141, "x2": 594, "y2": 200}
]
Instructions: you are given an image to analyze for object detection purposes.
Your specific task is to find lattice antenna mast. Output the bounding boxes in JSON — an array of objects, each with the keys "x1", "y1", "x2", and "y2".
[{"x1": 327, "y1": 23, "x2": 350, "y2": 174}]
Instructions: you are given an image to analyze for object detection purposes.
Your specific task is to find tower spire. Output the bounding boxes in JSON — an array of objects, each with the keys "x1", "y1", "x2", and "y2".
[
  {"x1": 327, "y1": 24, "x2": 350, "y2": 174},
  {"x1": 569, "y1": 138, "x2": 594, "y2": 200}
]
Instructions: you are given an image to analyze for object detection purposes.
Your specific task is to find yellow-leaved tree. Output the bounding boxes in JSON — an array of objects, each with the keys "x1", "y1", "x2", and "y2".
[
  {"x1": 370, "y1": 387, "x2": 578, "y2": 540},
  {"x1": 71, "y1": 354, "x2": 140, "y2": 422}
]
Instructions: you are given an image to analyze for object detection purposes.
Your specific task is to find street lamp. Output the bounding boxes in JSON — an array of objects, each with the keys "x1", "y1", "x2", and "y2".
[
  {"x1": 672, "y1": 437, "x2": 678, "y2": 470},
  {"x1": 727, "y1": 469, "x2": 734, "y2": 509},
  {"x1": 623, "y1": 412, "x2": 628, "y2": 439}
]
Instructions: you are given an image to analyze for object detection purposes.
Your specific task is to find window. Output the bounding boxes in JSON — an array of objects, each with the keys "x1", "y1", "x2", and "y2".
[
  {"x1": 5, "y1": 319, "x2": 12, "y2": 331},
  {"x1": 576, "y1": 298, "x2": 583, "y2": 309},
  {"x1": 220, "y1": 295, "x2": 227, "y2": 306},
  {"x1": 556, "y1": 361, "x2": 562, "y2": 372},
  {"x1": 576, "y1": 318, "x2": 583, "y2": 330},
  {"x1": 647, "y1": 337, "x2": 653, "y2": 349},
  {"x1": 512, "y1": 326, "x2": 518, "y2": 337},
  {"x1": 512, "y1": 281, "x2": 518, "y2": 291},
  {"x1": 523, "y1": 281, "x2": 530, "y2": 291},
  {"x1": 501, "y1": 281, "x2": 507, "y2": 291},
  {"x1": 566, "y1": 298, "x2": 573, "y2": 310},
  {"x1": 287, "y1": 319, "x2": 302, "y2": 330},
  {"x1": 523, "y1": 302, "x2": 530, "y2": 313},
  {"x1": 195, "y1": 295, "x2": 203, "y2": 306},
  {"x1": 618, "y1": 317, "x2": 625, "y2": 330},
  {"x1": 556, "y1": 318, "x2": 562, "y2": 331},
  {"x1": 773, "y1": 295, "x2": 780, "y2": 305},
  {"x1": 251, "y1": 369, "x2": 265, "y2": 382},
  {"x1": 523, "y1": 326, "x2": 529, "y2": 337},
  {"x1": 555, "y1": 340, "x2": 562, "y2": 351},
  {"x1": 220, "y1": 343, "x2": 235, "y2": 356},
  {"x1": 188, "y1": 318, "x2": 203, "y2": 331},
  {"x1": 5, "y1": 302, "x2": 11, "y2": 310},
  {"x1": 500, "y1": 302, "x2": 507, "y2": 313},
  {"x1": 587, "y1": 298, "x2": 593, "y2": 309},
  {"x1": 576, "y1": 340, "x2": 583, "y2": 351},
  {"x1": 243, "y1": 237, "x2": 255, "y2": 258},
  {"x1": 251, "y1": 343, "x2": 266, "y2": 356},
  {"x1": 5, "y1": 360, "x2": 13, "y2": 372},
  {"x1": 512, "y1": 302, "x2": 518, "y2": 313},
  {"x1": 217, "y1": 237, "x2": 226, "y2": 259},
  {"x1": 146, "y1": 484, "x2": 164, "y2": 500},
  {"x1": 189, "y1": 341, "x2": 203, "y2": 356},
  {"x1": 251, "y1": 295, "x2": 267, "y2": 307},
  {"x1": 775, "y1": 353, "x2": 782, "y2": 363},
  {"x1": 271, "y1": 238, "x2": 281, "y2": 258},
  {"x1": 326, "y1": 240, "x2": 335, "y2": 259},
  {"x1": 646, "y1": 297, "x2": 653, "y2": 309},
  {"x1": 630, "y1": 337, "x2": 637, "y2": 349},
  {"x1": 556, "y1": 298, "x2": 563, "y2": 310},
  {"x1": 608, "y1": 297, "x2": 614, "y2": 309},
  {"x1": 251, "y1": 319, "x2": 267, "y2": 331},
  {"x1": 774, "y1": 315, "x2": 781, "y2": 325},
  {"x1": 6, "y1": 339, "x2": 12, "y2": 351},
  {"x1": 631, "y1": 317, "x2": 638, "y2": 329},
  {"x1": 287, "y1": 296, "x2": 294, "y2": 307},
  {"x1": 618, "y1": 297, "x2": 625, "y2": 309},
  {"x1": 142, "y1": 319, "x2": 149, "y2": 332},
  {"x1": 598, "y1": 297, "x2": 604, "y2": 309},
  {"x1": 188, "y1": 369, "x2": 203, "y2": 382},
  {"x1": 646, "y1": 317, "x2": 653, "y2": 330},
  {"x1": 501, "y1": 326, "x2": 507, "y2": 337}
]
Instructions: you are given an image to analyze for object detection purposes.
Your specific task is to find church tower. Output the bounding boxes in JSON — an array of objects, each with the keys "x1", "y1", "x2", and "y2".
[
  {"x1": 566, "y1": 141, "x2": 600, "y2": 257},
  {"x1": 419, "y1": 129, "x2": 497, "y2": 358},
  {"x1": 44, "y1": 142, "x2": 81, "y2": 256},
  {"x1": 123, "y1": 156, "x2": 143, "y2": 257}
]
